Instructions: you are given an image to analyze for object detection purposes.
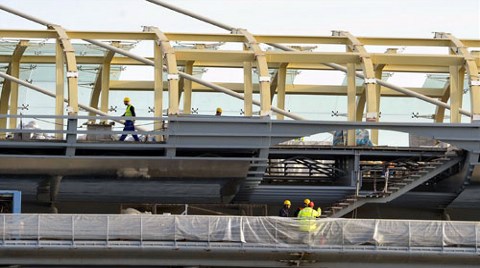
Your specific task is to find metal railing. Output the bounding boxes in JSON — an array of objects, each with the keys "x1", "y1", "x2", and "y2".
[
  {"x1": 0, "y1": 114, "x2": 277, "y2": 160},
  {"x1": 0, "y1": 114, "x2": 167, "y2": 142},
  {"x1": 1, "y1": 214, "x2": 479, "y2": 254}
]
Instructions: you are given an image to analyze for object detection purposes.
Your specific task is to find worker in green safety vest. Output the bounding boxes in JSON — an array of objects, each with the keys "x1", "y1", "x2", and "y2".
[
  {"x1": 119, "y1": 97, "x2": 140, "y2": 141},
  {"x1": 297, "y1": 201, "x2": 321, "y2": 232}
]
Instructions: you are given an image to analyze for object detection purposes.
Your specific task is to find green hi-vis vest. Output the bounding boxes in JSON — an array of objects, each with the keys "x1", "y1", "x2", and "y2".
[
  {"x1": 125, "y1": 105, "x2": 133, "y2": 117},
  {"x1": 297, "y1": 207, "x2": 320, "y2": 232}
]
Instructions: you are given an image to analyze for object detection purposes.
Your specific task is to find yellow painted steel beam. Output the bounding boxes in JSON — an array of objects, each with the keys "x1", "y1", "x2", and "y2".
[
  {"x1": 0, "y1": 29, "x2": 151, "y2": 40},
  {"x1": 1, "y1": 27, "x2": 479, "y2": 124},
  {"x1": 0, "y1": 29, "x2": 57, "y2": 38},
  {"x1": 72, "y1": 31, "x2": 243, "y2": 42},
  {"x1": 175, "y1": 50, "x2": 255, "y2": 62},
  {"x1": 72, "y1": 31, "x2": 245, "y2": 42},
  {"x1": 257, "y1": 35, "x2": 456, "y2": 47},
  {"x1": 269, "y1": 69, "x2": 279, "y2": 102},
  {"x1": 255, "y1": 35, "x2": 348, "y2": 45},
  {"x1": 347, "y1": 63, "x2": 356, "y2": 146},
  {"x1": 55, "y1": 41, "x2": 64, "y2": 139},
  {"x1": 153, "y1": 40, "x2": 163, "y2": 138},
  {"x1": 336, "y1": 31, "x2": 379, "y2": 144},
  {"x1": 235, "y1": 29, "x2": 271, "y2": 116},
  {"x1": 356, "y1": 91, "x2": 366, "y2": 122},
  {"x1": 7, "y1": 53, "x2": 469, "y2": 68},
  {"x1": 183, "y1": 61, "x2": 194, "y2": 114},
  {"x1": 461, "y1": 39, "x2": 480, "y2": 48},
  {"x1": 0, "y1": 29, "x2": 478, "y2": 48},
  {"x1": 177, "y1": 71, "x2": 184, "y2": 111},
  {"x1": 434, "y1": 82, "x2": 450, "y2": 123},
  {"x1": 283, "y1": 86, "x2": 445, "y2": 97},
  {"x1": 0, "y1": 29, "x2": 244, "y2": 42},
  {"x1": 449, "y1": 65, "x2": 464, "y2": 123},
  {"x1": 0, "y1": 3, "x2": 295, "y2": 121},
  {"x1": 8, "y1": 57, "x2": 463, "y2": 74},
  {"x1": 88, "y1": 43, "x2": 119, "y2": 119},
  {"x1": 266, "y1": 51, "x2": 361, "y2": 64},
  {"x1": 109, "y1": 80, "x2": 445, "y2": 97},
  {"x1": 373, "y1": 48, "x2": 398, "y2": 133},
  {"x1": 276, "y1": 64, "x2": 287, "y2": 120},
  {"x1": 357, "y1": 37, "x2": 452, "y2": 47},
  {"x1": 71, "y1": 32, "x2": 245, "y2": 42},
  {"x1": 1, "y1": 54, "x2": 476, "y2": 72},
  {"x1": 375, "y1": 48, "x2": 398, "y2": 71},
  {"x1": 243, "y1": 61, "x2": 253, "y2": 116},
  {"x1": 166, "y1": 33, "x2": 244, "y2": 42},
  {"x1": 9, "y1": 41, "x2": 28, "y2": 129},
  {"x1": 382, "y1": 65, "x2": 450, "y2": 73},
  {"x1": 243, "y1": 44, "x2": 253, "y2": 116},
  {"x1": 89, "y1": 69, "x2": 102, "y2": 118},
  {"x1": 68, "y1": 31, "x2": 154, "y2": 40},
  {"x1": 7, "y1": 42, "x2": 25, "y2": 130},
  {"x1": 0, "y1": 40, "x2": 28, "y2": 137},
  {"x1": 146, "y1": 26, "x2": 180, "y2": 115},
  {"x1": 50, "y1": 25, "x2": 78, "y2": 114},
  {"x1": 436, "y1": 32, "x2": 480, "y2": 121},
  {"x1": 371, "y1": 53, "x2": 465, "y2": 66},
  {"x1": 100, "y1": 42, "x2": 118, "y2": 114}
]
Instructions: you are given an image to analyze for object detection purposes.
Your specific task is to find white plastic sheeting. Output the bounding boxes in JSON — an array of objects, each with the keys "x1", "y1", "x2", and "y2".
[{"x1": 0, "y1": 214, "x2": 479, "y2": 248}]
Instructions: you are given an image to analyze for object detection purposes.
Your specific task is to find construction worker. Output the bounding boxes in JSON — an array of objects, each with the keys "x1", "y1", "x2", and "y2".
[
  {"x1": 279, "y1": 200, "x2": 291, "y2": 217},
  {"x1": 119, "y1": 97, "x2": 140, "y2": 142},
  {"x1": 297, "y1": 201, "x2": 321, "y2": 233},
  {"x1": 215, "y1": 107, "x2": 222, "y2": 116},
  {"x1": 293, "y1": 198, "x2": 310, "y2": 217}
]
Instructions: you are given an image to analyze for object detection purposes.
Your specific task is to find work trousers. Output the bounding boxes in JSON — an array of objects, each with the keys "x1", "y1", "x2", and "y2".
[{"x1": 119, "y1": 120, "x2": 140, "y2": 141}]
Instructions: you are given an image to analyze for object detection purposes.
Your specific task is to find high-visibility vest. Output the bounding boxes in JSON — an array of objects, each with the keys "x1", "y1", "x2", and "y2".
[
  {"x1": 297, "y1": 207, "x2": 320, "y2": 232},
  {"x1": 298, "y1": 207, "x2": 320, "y2": 218},
  {"x1": 125, "y1": 105, "x2": 133, "y2": 117}
]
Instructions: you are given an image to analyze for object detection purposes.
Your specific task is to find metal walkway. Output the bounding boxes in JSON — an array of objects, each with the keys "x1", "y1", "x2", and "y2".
[
  {"x1": 0, "y1": 114, "x2": 478, "y2": 212},
  {"x1": 1, "y1": 214, "x2": 480, "y2": 267}
]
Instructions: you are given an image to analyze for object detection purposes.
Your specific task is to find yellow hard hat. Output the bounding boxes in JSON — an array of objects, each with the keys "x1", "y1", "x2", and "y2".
[
  {"x1": 283, "y1": 200, "x2": 291, "y2": 206},
  {"x1": 216, "y1": 107, "x2": 222, "y2": 113},
  {"x1": 124, "y1": 97, "x2": 131, "y2": 102},
  {"x1": 303, "y1": 198, "x2": 310, "y2": 205}
]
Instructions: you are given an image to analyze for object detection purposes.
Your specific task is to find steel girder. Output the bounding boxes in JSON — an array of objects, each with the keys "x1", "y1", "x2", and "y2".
[
  {"x1": 49, "y1": 25, "x2": 79, "y2": 115},
  {"x1": 146, "y1": 26, "x2": 180, "y2": 115},
  {"x1": 0, "y1": 53, "x2": 471, "y2": 71},
  {"x1": 89, "y1": 41, "x2": 119, "y2": 118},
  {"x1": 54, "y1": 41, "x2": 64, "y2": 138},
  {"x1": 436, "y1": 32, "x2": 480, "y2": 122},
  {"x1": 234, "y1": 28, "x2": 272, "y2": 116},
  {"x1": 334, "y1": 31, "x2": 380, "y2": 144},
  {"x1": 0, "y1": 3, "x2": 479, "y2": 133},
  {"x1": 0, "y1": 40, "x2": 27, "y2": 134},
  {"x1": 107, "y1": 81, "x2": 450, "y2": 98}
]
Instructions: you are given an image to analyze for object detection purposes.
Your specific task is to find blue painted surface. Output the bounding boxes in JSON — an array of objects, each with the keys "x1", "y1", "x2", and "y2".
[{"x1": 0, "y1": 190, "x2": 21, "y2": 213}]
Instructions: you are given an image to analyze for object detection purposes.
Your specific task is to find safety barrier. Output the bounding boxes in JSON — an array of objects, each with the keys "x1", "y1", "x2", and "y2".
[{"x1": 1, "y1": 214, "x2": 479, "y2": 253}]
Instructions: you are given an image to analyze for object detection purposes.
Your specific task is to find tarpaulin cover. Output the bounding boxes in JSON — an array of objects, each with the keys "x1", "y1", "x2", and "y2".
[{"x1": 1, "y1": 214, "x2": 478, "y2": 248}]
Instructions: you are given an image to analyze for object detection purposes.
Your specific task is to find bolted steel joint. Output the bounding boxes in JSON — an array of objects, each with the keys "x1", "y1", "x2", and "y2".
[
  {"x1": 167, "y1": 74, "x2": 179, "y2": 80},
  {"x1": 364, "y1": 78, "x2": 377, "y2": 84}
]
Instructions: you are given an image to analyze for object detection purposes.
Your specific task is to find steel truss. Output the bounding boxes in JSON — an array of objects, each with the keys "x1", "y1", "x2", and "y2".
[{"x1": 0, "y1": 2, "x2": 479, "y2": 143}]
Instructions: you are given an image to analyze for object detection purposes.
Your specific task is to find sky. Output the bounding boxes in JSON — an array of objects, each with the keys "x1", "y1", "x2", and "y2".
[
  {"x1": 0, "y1": 0, "x2": 479, "y2": 145},
  {"x1": 0, "y1": 0, "x2": 478, "y2": 38}
]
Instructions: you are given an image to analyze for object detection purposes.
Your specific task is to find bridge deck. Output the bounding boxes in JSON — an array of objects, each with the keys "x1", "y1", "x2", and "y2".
[{"x1": 1, "y1": 214, "x2": 479, "y2": 267}]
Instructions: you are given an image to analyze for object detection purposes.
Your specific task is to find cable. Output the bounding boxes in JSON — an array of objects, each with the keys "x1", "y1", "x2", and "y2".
[{"x1": 32, "y1": 117, "x2": 67, "y2": 126}]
